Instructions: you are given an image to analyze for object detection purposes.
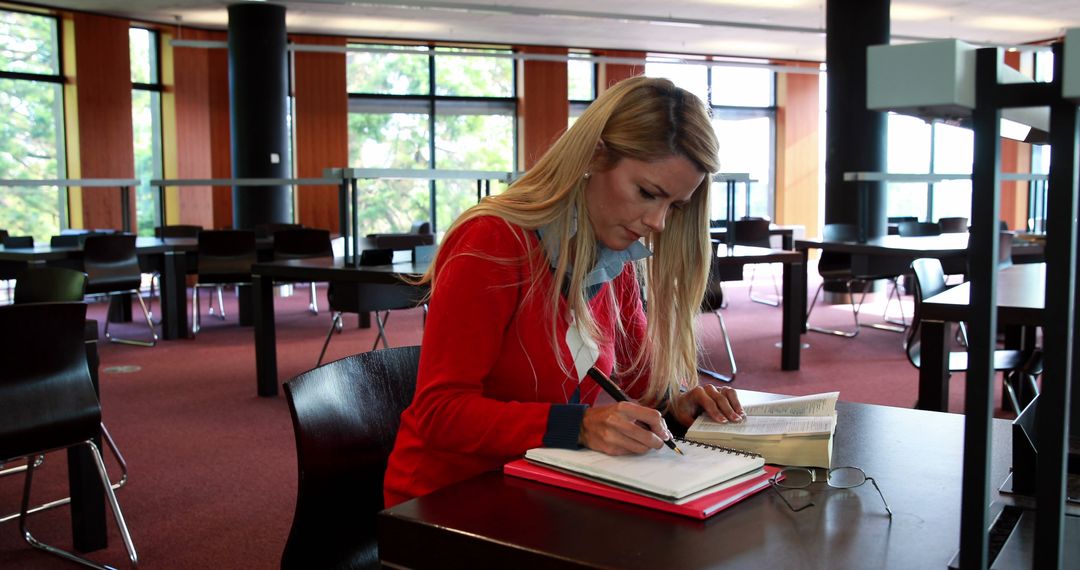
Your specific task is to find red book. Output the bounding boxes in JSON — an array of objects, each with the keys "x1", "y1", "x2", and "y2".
[{"x1": 504, "y1": 459, "x2": 780, "y2": 520}]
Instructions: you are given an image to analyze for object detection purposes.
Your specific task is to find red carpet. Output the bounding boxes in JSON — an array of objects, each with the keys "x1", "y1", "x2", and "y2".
[{"x1": 0, "y1": 267, "x2": 1016, "y2": 568}]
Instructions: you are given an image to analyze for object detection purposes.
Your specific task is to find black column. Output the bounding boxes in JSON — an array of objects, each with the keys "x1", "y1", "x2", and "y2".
[
  {"x1": 227, "y1": 3, "x2": 290, "y2": 229},
  {"x1": 825, "y1": 0, "x2": 890, "y2": 238}
]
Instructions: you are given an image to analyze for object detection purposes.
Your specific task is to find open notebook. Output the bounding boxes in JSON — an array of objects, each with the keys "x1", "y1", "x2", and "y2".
[{"x1": 523, "y1": 438, "x2": 764, "y2": 502}]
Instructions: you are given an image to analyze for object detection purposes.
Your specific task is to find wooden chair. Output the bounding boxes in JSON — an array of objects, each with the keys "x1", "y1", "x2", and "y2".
[
  {"x1": 0, "y1": 302, "x2": 137, "y2": 568},
  {"x1": 193, "y1": 230, "x2": 257, "y2": 335},
  {"x1": 83, "y1": 234, "x2": 158, "y2": 347},
  {"x1": 283, "y1": 345, "x2": 420, "y2": 569},
  {"x1": 698, "y1": 240, "x2": 735, "y2": 382},
  {"x1": 272, "y1": 228, "x2": 332, "y2": 315},
  {"x1": 907, "y1": 258, "x2": 1041, "y2": 413},
  {"x1": 733, "y1": 217, "x2": 780, "y2": 306}
]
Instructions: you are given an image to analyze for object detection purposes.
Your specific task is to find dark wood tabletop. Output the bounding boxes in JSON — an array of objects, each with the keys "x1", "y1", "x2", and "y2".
[{"x1": 379, "y1": 397, "x2": 1012, "y2": 569}]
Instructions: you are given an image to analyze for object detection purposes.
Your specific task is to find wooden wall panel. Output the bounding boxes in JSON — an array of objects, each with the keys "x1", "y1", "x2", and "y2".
[
  {"x1": 519, "y1": 46, "x2": 568, "y2": 170},
  {"x1": 775, "y1": 67, "x2": 820, "y2": 241},
  {"x1": 597, "y1": 49, "x2": 645, "y2": 91},
  {"x1": 291, "y1": 34, "x2": 347, "y2": 232},
  {"x1": 999, "y1": 51, "x2": 1029, "y2": 231},
  {"x1": 72, "y1": 12, "x2": 134, "y2": 230},
  {"x1": 171, "y1": 27, "x2": 214, "y2": 229},
  {"x1": 207, "y1": 30, "x2": 232, "y2": 229}
]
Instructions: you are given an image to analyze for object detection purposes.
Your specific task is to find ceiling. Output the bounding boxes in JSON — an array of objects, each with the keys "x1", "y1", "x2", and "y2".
[{"x1": 22, "y1": 0, "x2": 1080, "y2": 62}]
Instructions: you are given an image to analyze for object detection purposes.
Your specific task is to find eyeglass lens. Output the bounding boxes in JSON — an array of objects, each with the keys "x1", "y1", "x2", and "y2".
[
  {"x1": 826, "y1": 466, "x2": 867, "y2": 489},
  {"x1": 774, "y1": 467, "x2": 814, "y2": 488}
]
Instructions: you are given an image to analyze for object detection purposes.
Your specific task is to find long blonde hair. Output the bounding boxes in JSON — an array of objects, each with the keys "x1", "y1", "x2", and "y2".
[{"x1": 420, "y1": 76, "x2": 719, "y2": 406}]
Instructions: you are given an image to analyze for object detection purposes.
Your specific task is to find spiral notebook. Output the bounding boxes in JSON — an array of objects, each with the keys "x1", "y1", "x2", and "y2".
[{"x1": 521, "y1": 438, "x2": 765, "y2": 502}]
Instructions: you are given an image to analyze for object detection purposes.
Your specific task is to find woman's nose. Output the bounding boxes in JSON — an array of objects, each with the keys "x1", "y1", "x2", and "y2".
[{"x1": 642, "y1": 205, "x2": 667, "y2": 233}]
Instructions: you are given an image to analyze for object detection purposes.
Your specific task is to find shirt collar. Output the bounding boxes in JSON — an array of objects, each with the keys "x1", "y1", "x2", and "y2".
[{"x1": 537, "y1": 218, "x2": 652, "y2": 289}]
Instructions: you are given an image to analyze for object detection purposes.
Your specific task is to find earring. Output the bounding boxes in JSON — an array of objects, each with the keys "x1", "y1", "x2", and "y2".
[{"x1": 583, "y1": 171, "x2": 592, "y2": 180}]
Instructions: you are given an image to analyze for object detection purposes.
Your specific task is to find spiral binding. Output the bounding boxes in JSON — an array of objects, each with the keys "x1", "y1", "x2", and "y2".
[{"x1": 676, "y1": 437, "x2": 763, "y2": 459}]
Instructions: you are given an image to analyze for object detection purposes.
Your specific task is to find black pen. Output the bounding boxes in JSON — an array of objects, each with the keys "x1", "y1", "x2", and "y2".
[{"x1": 586, "y1": 367, "x2": 683, "y2": 456}]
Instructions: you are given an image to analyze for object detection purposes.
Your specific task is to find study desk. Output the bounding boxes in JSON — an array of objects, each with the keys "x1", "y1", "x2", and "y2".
[
  {"x1": 379, "y1": 399, "x2": 1012, "y2": 569},
  {"x1": 251, "y1": 257, "x2": 427, "y2": 397},
  {"x1": 713, "y1": 244, "x2": 805, "y2": 371},
  {"x1": 916, "y1": 263, "x2": 1044, "y2": 412},
  {"x1": 709, "y1": 224, "x2": 800, "y2": 250}
]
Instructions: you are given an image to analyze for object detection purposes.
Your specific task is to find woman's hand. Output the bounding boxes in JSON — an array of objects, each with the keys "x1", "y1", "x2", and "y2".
[
  {"x1": 670, "y1": 384, "x2": 745, "y2": 427},
  {"x1": 579, "y1": 402, "x2": 673, "y2": 455}
]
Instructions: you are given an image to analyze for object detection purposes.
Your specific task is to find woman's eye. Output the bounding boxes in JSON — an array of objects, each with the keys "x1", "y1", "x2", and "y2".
[
  {"x1": 638, "y1": 188, "x2": 655, "y2": 200},
  {"x1": 671, "y1": 202, "x2": 686, "y2": 212}
]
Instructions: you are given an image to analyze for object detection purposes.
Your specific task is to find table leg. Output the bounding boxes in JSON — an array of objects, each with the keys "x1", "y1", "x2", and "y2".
[
  {"x1": 160, "y1": 251, "x2": 188, "y2": 340},
  {"x1": 918, "y1": 319, "x2": 950, "y2": 411},
  {"x1": 798, "y1": 248, "x2": 809, "y2": 334},
  {"x1": 254, "y1": 274, "x2": 278, "y2": 397},
  {"x1": 781, "y1": 257, "x2": 804, "y2": 370},
  {"x1": 70, "y1": 336, "x2": 106, "y2": 551},
  {"x1": 238, "y1": 284, "x2": 253, "y2": 326}
]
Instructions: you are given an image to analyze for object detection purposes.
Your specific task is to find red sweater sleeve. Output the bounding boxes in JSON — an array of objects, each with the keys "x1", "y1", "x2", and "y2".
[{"x1": 408, "y1": 217, "x2": 556, "y2": 456}]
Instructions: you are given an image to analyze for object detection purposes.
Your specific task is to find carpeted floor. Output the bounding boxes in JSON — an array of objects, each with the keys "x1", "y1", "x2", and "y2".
[{"x1": 0, "y1": 266, "x2": 1015, "y2": 568}]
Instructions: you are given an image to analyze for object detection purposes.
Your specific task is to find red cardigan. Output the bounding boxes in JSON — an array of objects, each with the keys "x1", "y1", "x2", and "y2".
[{"x1": 383, "y1": 216, "x2": 650, "y2": 507}]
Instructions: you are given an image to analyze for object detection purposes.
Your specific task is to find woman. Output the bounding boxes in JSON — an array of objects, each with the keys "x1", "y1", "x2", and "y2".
[{"x1": 383, "y1": 76, "x2": 745, "y2": 507}]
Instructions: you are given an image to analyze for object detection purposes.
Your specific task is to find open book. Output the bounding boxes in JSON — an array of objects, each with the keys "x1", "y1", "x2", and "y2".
[
  {"x1": 522, "y1": 437, "x2": 764, "y2": 502},
  {"x1": 685, "y1": 392, "x2": 839, "y2": 468}
]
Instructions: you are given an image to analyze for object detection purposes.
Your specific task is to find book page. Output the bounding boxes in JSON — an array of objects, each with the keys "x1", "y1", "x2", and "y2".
[
  {"x1": 741, "y1": 392, "x2": 839, "y2": 417},
  {"x1": 525, "y1": 441, "x2": 763, "y2": 500},
  {"x1": 689, "y1": 414, "x2": 836, "y2": 437}
]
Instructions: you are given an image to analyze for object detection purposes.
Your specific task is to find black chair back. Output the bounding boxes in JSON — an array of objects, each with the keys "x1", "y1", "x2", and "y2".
[
  {"x1": 898, "y1": 221, "x2": 942, "y2": 237},
  {"x1": 409, "y1": 220, "x2": 432, "y2": 234},
  {"x1": 937, "y1": 217, "x2": 969, "y2": 234},
  {"x1": 83, "y1": 234, "x2": 141, "y2": 294},
  {"x1": 255, "y1": 222, "x2": 302, "y2": 239},
  {"x1": 196, "y1": 230, "x2": 257, "y2": 284},
  {"x1": 14, "y1": 267, "x2": 87, "y2": 304},
  {"x1": 905, "y1": 258, "x2": 949, "y2": 367},
  {"x1": 0, "y1": 302, "x2": 99, "y2": 461},
  {"x1": 327, "y1": 281, "x2": 426, "y2": 314},
  {"x1": 154, "y1": 225, "x2": 202, "y2": 238},
  {"x1": 701, "y1": 239, "x2": 725, "y2": 312},
  {"x1": 817, "y1": 223, "x2": 858, "y2": 277},
  {"x1": 732, "y1": 218, "x2": 771, "y2": 248},
  {"x1": 282, "y1": 345, "x2": 421, "y2": 569},
  {"x1": 273, "y1": 228, "x2": 332, "y2": 260},
  {"x1": 3, "y1": 235, "x2": 34, "y2": 248}
]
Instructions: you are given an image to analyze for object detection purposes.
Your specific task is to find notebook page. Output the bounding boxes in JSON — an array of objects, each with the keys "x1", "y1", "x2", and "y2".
[
  {"x1": 741, "y1": 392, "x2": 839, "y2": 417},
  {"x1": 525, "y1": 442, "x2": 763, "y2": 500}
]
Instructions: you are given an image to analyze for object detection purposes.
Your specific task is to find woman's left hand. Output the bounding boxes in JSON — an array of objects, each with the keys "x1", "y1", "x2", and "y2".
[{"x1": 670, "y1": 384, "x2": 745, "y2": 427}]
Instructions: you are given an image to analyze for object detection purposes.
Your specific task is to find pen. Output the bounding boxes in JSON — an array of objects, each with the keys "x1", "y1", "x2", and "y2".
[{"x1": 586, "y1": 367, "x2": 684, "y2": 456}]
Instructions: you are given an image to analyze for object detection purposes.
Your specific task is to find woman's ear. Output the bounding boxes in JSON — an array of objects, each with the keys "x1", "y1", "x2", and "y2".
[{"x1": 589, "y1": 140, "x2": 609, "y2": 169}]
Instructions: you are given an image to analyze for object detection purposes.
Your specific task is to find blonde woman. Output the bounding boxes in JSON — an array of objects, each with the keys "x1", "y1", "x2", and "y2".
[{"x1": 384, "y1": 76, "x2": 745, "y2": 507}]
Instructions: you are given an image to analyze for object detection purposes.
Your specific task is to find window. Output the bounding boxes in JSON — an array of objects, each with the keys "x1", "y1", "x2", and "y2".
[
  {"x1": 567, "y1": 52, "x2": 595, "y2": 127},
  {"x1": 648, "y1": 59, "x2": 777, "y2": 221},
  {"x1": 885, "y1": 113, "x2": 973, "y2": 222},
  {"x1": 130, "y1": 27, "x2": 162, "y2": 236},
  {"x1": 0, "y1": 9, "x2": 65, "y2": 241},
  {"x1": 346, "y1": 44, "x2": 516, "y2": 234}
]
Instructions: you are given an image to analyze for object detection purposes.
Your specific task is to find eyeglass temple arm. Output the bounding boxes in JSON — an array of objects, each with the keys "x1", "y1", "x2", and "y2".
[{"x1": 865, "y1": 476, "x2": 893, "y2": 517}]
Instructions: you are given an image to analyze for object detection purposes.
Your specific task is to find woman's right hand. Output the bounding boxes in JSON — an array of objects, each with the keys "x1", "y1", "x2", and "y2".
[{"x1": 579, "y1": 402, "x2": 673, "y2": 455}]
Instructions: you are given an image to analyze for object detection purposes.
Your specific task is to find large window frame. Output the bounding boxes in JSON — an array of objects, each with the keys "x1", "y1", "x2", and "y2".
[
  {"x1": 346, "y1": 43, "x2": 518, "y2": 234},
  {"x1": 130, "y1": 25, "x2": 163, "y2": 236},
  {"x1": 0, "y1": 7, "x2": 67, "y2": 240}
]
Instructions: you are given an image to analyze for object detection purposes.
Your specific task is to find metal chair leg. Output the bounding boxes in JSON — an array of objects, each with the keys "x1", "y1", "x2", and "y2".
[
  {"x1": 698, "y1": 309, "x2": 736, "y2": 383},
  {"x1": 209, "y1": 285, "x2": 227, "y2": 320},
  {"x1": 192, "y1": 286, "x2": 201, "y2": 335},
  {"x1": 748, "y1": 264, "x2": 781, "y2": 307},
  {"x1": 1, "y1": 423, "x2": 129, "y2": 524},
  {"x1": 19, "y1": 440, "x2": 138, "y2": 569},
  {"x1": 0, "y1": 455, "x2": 43, "y2": 478},
  {"x1": 807, "y1": 280, "x2": 867, "y2": 338},
  {"x1": 371, "y1": 311, "x2": 391, "y2": 351},
  {"x1": 317, "y1": 312, "x2": 343, "y2": 367},
  {"x1": 308, "y1": 282, "x2": 319, "y2": 315},
  {"x1": 869, "y1": 277, "x2": 908, "y2": 333},
  {"x1": 104, "y1": 291, "x2": 157, "y2": 347}
]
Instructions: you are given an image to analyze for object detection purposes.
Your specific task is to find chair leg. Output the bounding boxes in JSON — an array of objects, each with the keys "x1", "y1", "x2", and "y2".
[
  {"x1": 317, "y1": 312, "x2": 343, "y2": 367},
  {"x1": 19, "y1": 440, "x2": 138, "y2": 569},
  {"x1": 372, "y1": 311, "x2": 391, "y2": 351},
  {"x1": 698, "y1": 309, "x2": 736, "y2": 383},
  {"x1": 210, "y1": 285, "x2": 227, "y2": 320},
  {"x1": 0, "y1": 423, "x2": 128, "y2": 524},
  {"x1": 192, "y1": 286, "x2": 201, "y2": 336},
  {"x1": 748, "y1": 264, "x2": 781, "y2": 307},
  {"x1": 104, "y1": 292, "x2": 158, "y2": 347},
  {"x1": 806, "y1": 280, "x2": 863, "y2": 338},
  {"x1": 0, "y1": 455, "x2": 44, "y2": 479},
  {"x1": 308, "y1": 282, "x2": 319, "y2": 315}
]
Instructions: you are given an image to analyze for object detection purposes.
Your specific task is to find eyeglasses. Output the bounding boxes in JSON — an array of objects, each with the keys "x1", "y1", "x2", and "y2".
[{"x1": 770, "y1": 466, "x2": 892, "y2": 517}]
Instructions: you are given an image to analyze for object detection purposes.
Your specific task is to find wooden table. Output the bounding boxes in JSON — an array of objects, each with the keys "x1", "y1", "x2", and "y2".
[
  {"x1": 251, "y1": 256, "x2": 426, "y2": 397},
  {"x1": 379, "y1": 398, "x2": 1013, "y2": 569},
  {"x1": 916, "y1": 263, "x2": 1044, "y2": 412},
  {"x1": 713, "y1": 244, "x2": 805, "y2": 371}
]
